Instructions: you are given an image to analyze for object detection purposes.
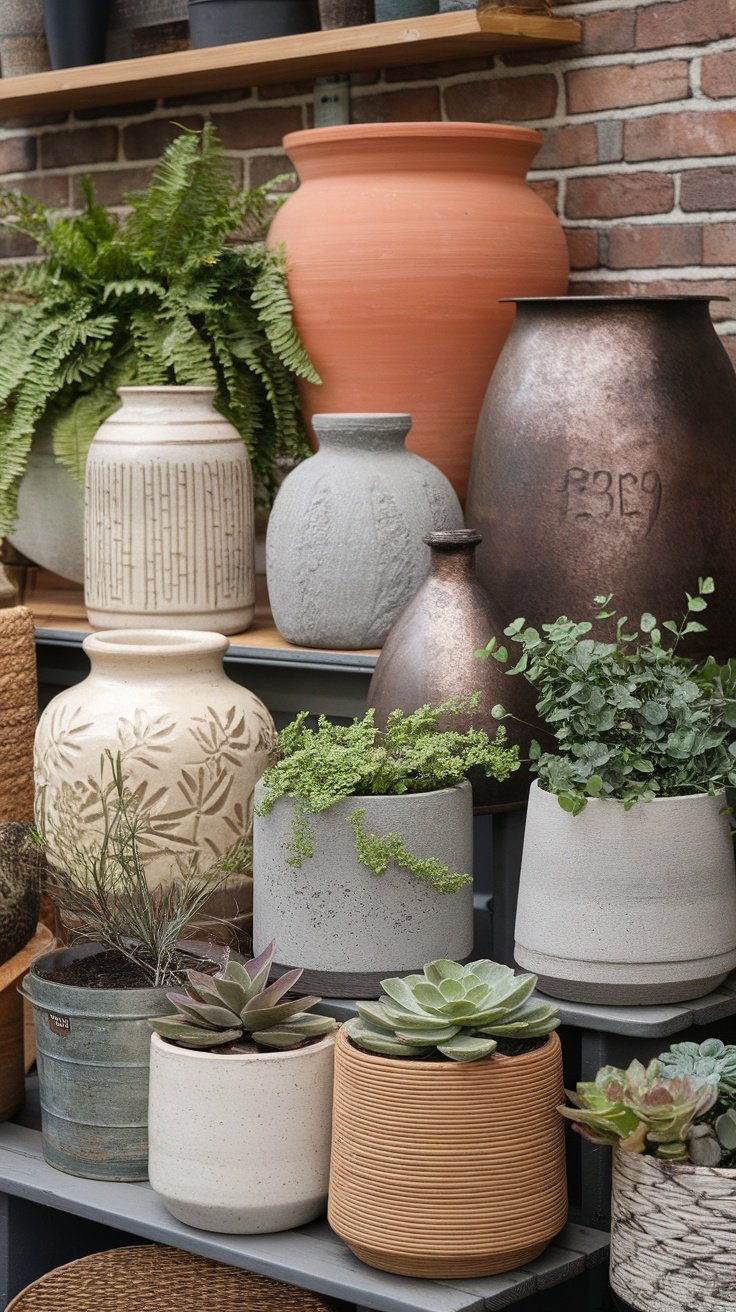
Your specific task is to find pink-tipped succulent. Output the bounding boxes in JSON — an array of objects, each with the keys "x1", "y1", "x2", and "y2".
[
  {"x1": 149, "y1": 940, "x2": 337, "y2": 1053},
  {"x1": 559, "y1": 1058, "x2": 719, "y2": 1159}
]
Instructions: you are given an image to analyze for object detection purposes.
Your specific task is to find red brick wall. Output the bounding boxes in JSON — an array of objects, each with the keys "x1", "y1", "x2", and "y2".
[{"x1": 0, "y1": 0, "x2": 734, "y2": 362}]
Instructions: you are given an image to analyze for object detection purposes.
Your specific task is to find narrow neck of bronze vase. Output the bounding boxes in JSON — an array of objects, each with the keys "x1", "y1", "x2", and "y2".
[{"x1": 424, "y1": 530, "x2": 481, "y2": 578}]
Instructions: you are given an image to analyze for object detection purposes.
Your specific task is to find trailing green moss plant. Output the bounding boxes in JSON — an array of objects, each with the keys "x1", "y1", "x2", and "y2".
[
  {"x1": 478, "y1": 578, "x2": 736, "y2": 814},
  {"x1": 0, "y1": 122, "x2": 318, "y2": 534},
  {"x1": 256, "y1": 697, "x2": 519, "y2": 893}
]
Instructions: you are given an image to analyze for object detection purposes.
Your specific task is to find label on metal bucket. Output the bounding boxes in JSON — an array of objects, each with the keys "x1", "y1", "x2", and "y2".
[{"x1": 47, "y1": 1011, "x2": 71, "y2": 1035}]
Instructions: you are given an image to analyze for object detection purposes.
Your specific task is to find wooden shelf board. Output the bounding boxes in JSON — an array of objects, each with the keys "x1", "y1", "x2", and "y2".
[
  {"x1": 0, "y1": 10, "x2": 580, "y2": 117},
  {"x1": 26, "y1": 586, "x2": 380, "y2": 662}
]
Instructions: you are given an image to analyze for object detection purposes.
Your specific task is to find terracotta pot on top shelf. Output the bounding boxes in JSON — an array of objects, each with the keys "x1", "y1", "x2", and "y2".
[{"x1": 267, "y1": 122, "x2": 569, "y2": 503}]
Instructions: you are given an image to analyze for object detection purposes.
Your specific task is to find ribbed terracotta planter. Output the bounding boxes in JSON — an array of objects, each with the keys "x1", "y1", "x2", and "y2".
[
  {"x1": 329, "y1": 1026, "x2": 567, "y2": 1277},
  {"x1": 268, "y1": 123, "x2": 568, "y2": 502},
  {"x1": 610, "y1": 1149, "x2": 736, "y2": 1312}
]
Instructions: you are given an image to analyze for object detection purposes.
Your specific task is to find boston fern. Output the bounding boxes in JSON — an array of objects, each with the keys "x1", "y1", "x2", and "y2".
[
  {"x1": 478, "y1": 578, "x2": 736, "y2": 814},
  {"x1": 256, "y1": 697, "x2": 519, "y2": 893},
  {"x1": 0, "y1": 122, "x2": 317, "y2": 534}
]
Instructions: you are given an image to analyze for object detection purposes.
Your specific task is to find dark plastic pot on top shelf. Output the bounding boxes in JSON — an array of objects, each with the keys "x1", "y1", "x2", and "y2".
[
  {"x1": 374, "y1": 0, "x2": 437, "y2": 18},
  {"x1": 318, "y1": 0, "x2": 374, "y2": 27},
  {"x1": 42, "y1": 0, "x2": 111, "y2": 69},
  {"x1": 188, "y1": 0, "x2": 318, "y2": 47}
]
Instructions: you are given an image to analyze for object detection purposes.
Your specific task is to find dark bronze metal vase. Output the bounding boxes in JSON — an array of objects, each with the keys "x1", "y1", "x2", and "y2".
[
  {"x1": 366, "y1": 530, "x2": 538, "y2": 810},
  {"x1": 465, "y1": 297, "x2": 736, "y2": 655}
]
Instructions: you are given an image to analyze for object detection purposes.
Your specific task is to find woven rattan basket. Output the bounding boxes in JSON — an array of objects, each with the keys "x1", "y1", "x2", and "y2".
[{"x1": 4, "y1": 1244, "x2": 338, "y2": 1311}]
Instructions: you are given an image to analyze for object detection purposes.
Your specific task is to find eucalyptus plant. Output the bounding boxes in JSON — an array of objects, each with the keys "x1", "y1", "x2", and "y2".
[
  {"x1": 0, "y1": 122, "x2": 317, "y2": 534},
  {"x1": 345, "y1": 958, "x2": 559, "y2": 1062},
  {"x1": 479, "y1": 578, "x2": 736, "y2": 813},
  {"x1": 256, "y1": 696, "x2": 519, "y2": 892}
]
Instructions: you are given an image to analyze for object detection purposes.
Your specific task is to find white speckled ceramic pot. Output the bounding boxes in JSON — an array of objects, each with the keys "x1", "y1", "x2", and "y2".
[
  {"x1": 266, "y1": 413, "x2": 463, "y2": 649},
  {"x1": 147, "y1": 1031, "x2": 335, "y2": 1233},
  {"x1": 610, "y1": 1149, "x2": 736, "y2": 1312},
  {"x1": 514, "y1": 781, "x2": 736, "y2": 1004},
  {"x1": 253, "y1": 780, "x2": 474, "y2": 997}
]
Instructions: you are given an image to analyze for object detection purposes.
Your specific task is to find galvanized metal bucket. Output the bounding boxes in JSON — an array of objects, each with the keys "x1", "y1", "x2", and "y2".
[{"x1": 22, "y1": 944, "x2": 172, "y2": 1181}]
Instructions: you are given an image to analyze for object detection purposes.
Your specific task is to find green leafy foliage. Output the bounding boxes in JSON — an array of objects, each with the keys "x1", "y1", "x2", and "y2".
[
  {"x1": 149, "y1": 938, "x2": 337, "y2": 1053},
  {"x1": 558, "y1": 1058, "x2": 719, "y2": 1161},
  {"x1": 0, "y1": 124, "x2": 317, "y2": 534},
  {"x1": 256, "y1": 697, "x2": 519, "y2": 892},
  {"x1": 345, "y1": 958, "x2": 559, "y2": 1063},
  {"x1": 35, "y1": 751, "x2": 234, "y2": 986},
  {"x1": 479, "y1": 579, "x2": 736, "y2": 812}
]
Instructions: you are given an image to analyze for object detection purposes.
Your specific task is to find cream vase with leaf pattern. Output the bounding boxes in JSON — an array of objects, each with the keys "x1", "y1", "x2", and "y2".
[{"x1": 34, "y1": 630, "x2": 275, "y2": 889}]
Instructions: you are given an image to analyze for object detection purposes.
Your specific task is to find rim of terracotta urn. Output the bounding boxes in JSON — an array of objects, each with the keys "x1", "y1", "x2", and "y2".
[
  {"x1": 284, "y1": 122, "x2": 542, "y2": 147},
  {"x1": 83, "y1": 629, "x2": 230, "y2": 659},
  {"x1": 501, "y1": 294, "x2": 724, "y2": 304}
]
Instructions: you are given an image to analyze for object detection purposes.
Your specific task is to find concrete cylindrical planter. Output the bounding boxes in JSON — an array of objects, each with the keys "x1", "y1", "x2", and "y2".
[
  {"x1": 22, "y1": 944, "x2": 174, "y2": 1180},
  {"x1": 84, "y1": 387, "x2": 256, "y2": 635},
  {"x1": 253, "y1": 781, "x2": 474, "y2": 997},
  {"x1": 610, "y1": 1148, "x2": 736, "y2": 1312},
  {"x1": 34, "y1": 629, "x2": 275, "y2": 889},
  {"x1": 7, "y1": 426, "x2": 84, "y2": 584},
  {"x1": 148, "y1": 1031, "x2": 335, "y2": 1233},
  {"x1": 266, "y1": 413, "x2": 463, "y2": 650},
  {"x1": 514, "y1": 782, "x2": 736, "y2": 1004},
  {"x1": 329, "y1": 1026, "x2": 567, "y2": 1277}
]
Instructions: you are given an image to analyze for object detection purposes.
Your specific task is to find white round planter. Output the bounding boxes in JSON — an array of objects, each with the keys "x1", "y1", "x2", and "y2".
[
  {"x1": 514, "y1": 781, "x2": 736, "y2": 1004},
  {"x1": 147, "y1": 1031, "x2": 335, "y2": 1233},
  {"x1": 84, "y1": 386, "x2": 255, "y2": 634},
  {"x1": 610, "y1": 1148, "x2": 736, "y2": 1312},
  {"x1": 34, "y1": 629, "x2": 275, "y2": 888},
  {"x1": 253, "y1": 781, "x2": 474, "y2": 997},
  {"x1": 8, "y1": 425, "x2": 84, "y2": 584}
]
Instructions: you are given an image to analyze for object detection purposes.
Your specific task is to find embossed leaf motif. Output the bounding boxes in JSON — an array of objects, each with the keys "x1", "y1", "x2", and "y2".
[
  {"x1": 117, "y1": 711, "x2": 177, "y2": 766},
  {"x1": 37, "y1": 705, "x2": 96, "y2": 781}
]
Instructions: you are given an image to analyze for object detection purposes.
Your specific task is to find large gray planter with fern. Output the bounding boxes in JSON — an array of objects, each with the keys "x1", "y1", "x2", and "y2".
[
  {"x1": 253, "y1": 780, "x2": 474, "y2": 997},
  {"x1": 8, "y1": 425, "x2": 84, "y2": 584},
  {"x1": 515, "y1": 782, "x2": 736, "y2": 1005}
]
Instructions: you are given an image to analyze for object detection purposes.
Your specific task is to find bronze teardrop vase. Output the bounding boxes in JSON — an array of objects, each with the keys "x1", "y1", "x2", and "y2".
[{"x1": 465, "y1": 297, "x2": 736, "y2": 655}]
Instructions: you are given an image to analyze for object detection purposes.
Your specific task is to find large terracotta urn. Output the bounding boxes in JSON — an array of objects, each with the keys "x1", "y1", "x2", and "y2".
[
  {"x1": 34, "y1": 630, "x2": 275, "y2": 888},
  {"x1": 465, "y1": 296, "x2": 736, "y2": 653},
  {"x1": 85, "y1": 387, "x2": 255, "y2": 635},
  {"x1": 268, "y1": 123, "x2": 569, "y2": 502}
]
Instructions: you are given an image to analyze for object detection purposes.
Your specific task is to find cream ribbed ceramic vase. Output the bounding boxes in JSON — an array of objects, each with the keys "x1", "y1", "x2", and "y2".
[
  {"x1": 84, "y1": 387, "x2": 255, "y2": 634},
  {"x1": 34, "y1": 630, "x2": 275, "y2": 888},
  {"x1": 328, "y1": 1027, "x2": 567, "y2": 1277},
  {"x1": 610, "y1": 1149, "x2": 736, "y2": 1312}
]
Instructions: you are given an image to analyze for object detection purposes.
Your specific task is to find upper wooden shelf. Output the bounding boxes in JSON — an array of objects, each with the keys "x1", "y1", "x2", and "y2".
[{"x1": 0, "y1": 9, "x2": 580, "y2": 118}]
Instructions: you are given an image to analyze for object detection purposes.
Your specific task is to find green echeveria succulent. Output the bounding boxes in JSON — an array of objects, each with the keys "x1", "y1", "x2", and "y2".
[
  {"x1": 559, "y1": 1059, "x2": 719, "y2": 1159},
  {"x1": 658, "y1": 1039, "x2": 736, "y2": 1102},
  {"x1": 344, "y1": 959, "x2": 559, "y2": 1063},
  {"x1": 149, "y1": 940, "x2": 337, "y2": 1053}
]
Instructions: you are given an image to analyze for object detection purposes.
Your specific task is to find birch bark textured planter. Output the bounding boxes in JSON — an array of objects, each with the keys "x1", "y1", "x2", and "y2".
[
  {"x1": 84, "y1": 387, "x2": 256, "y2": 635},
  {"x1": 329, "y1": 1026, "x2": 567, "y2": 1277},
  {"x1": 610, "y1": 1148, "x2": 736, "y2": 1312},
  {"x1": 148, "y1": 1031, "x2": 335, "y2": 1233},
  {"x1": 22, "y1": 944, "x2": 174, "y2": 1181},
  {"x1": 514, "y1": 782, "x2": 736, "y2": 1004},
  {"x1": 253, "y1": 781, "x2": 474, "y2": 997}
]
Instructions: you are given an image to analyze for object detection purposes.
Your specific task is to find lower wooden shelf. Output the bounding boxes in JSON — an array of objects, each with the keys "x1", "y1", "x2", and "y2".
[{"x1": 0, "y1": 1118, "x2": 608, "y2": 1312}]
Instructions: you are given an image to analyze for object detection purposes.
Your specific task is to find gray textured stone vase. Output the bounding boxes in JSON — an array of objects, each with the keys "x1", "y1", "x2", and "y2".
[
  {"x1": 266, "y1": 414, "x2": 463, "y2": 649},
  {"x1": 252, "y1": 780, "x2": 474, "y2": 997},
  {"x1": 8, "y1": 425, "x2": 84, "y2": 584},
  {"x1": 85, "y1": 387, "x2": 255, "y2": 635},
  {"x1": 610, "y1": 1149, "x2": 736, "y2": 1312},
  {"x1": 515, "y1": 782, "x2": 736, "y2": 1005}
]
